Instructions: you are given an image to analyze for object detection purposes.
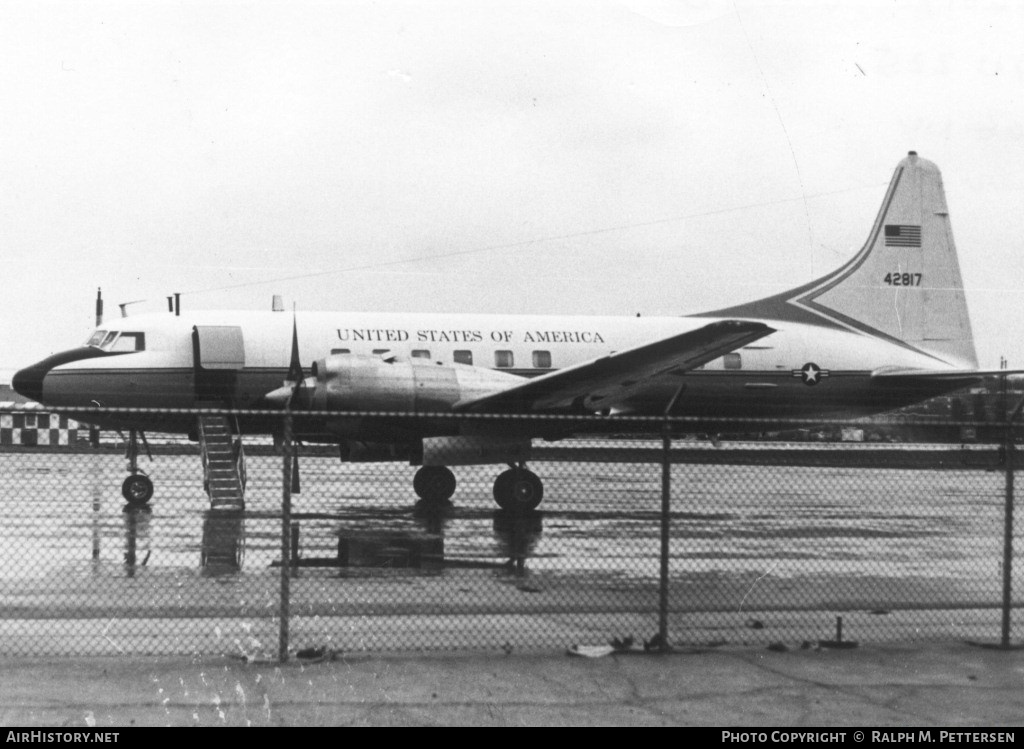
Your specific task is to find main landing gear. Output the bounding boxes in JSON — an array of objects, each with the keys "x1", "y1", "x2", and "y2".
[
  {"x1": 412, "y1": 463, "x2": 545, "y2": 512},
  {"x1": 121, "y1": 429, "x2": 154, "y2": 508},
  {"x1": 412, "y1": 465, "x2": 457, "y2": 504},
  {"x1": 493, "y1": 464, "x2": 543, "y2": 512}
]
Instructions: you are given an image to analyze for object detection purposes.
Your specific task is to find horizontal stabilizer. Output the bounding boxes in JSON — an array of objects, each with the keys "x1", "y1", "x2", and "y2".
[
  {"x1": 869, "y1": 367, "x2": 1024, "y2": 399},
  {"x1": 455, "y1": 320, "x2": 774, "y2": 414},
  {"x1": 871, "y1": 366, "x2": 1024, "y2": 382}
]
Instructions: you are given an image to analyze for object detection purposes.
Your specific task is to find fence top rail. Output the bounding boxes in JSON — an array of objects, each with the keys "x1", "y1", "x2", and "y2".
[{"x1": 0, "y1": 403, "x2": 1019, "y2": 430}]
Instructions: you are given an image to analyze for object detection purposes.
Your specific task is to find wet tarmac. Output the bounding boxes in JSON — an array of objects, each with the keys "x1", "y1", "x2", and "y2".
[{"x1": 0, "y1": 449, "x2": 1019, "y2": 657}]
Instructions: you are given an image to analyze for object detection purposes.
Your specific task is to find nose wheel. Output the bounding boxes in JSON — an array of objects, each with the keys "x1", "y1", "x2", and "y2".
[
  {"x1": 121, "y1": 429, "x2": 154, "y2": 507},
  {"x1": 122, "y1": 474, "x2": 154, "y2": 507},
  {"x1": 493, "y1": 465, "x2": 543, "y2": 512}
]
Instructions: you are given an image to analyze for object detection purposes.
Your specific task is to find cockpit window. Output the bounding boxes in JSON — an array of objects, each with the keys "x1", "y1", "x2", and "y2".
[
  {"x1": 85, "y1": 331, "x2": 146, "y2": 352},
  {"x1": 107, "y1": 332, "x2": 145, "y2": 352}
]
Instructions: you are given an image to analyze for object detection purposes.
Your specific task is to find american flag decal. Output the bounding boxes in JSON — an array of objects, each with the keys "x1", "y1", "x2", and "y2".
[{"x1": 884, "y1": 224, "x2": 922, "y2": 247}]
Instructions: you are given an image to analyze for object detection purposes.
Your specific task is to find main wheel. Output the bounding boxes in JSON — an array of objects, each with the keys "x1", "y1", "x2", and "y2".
[
  {"x1": 122, "y1": 474, "x2": 154, "y2": 507},
  {"x1": 493, "y1": 468, "x2": 543, "y2": 512},
  {"x1": 413, "y1": 466, "x2": 457, "y2": 503}
]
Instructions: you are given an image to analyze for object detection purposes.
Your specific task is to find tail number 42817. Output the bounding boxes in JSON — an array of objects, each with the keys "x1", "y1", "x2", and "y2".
[{"x1": 883, "y1": 272, "x2": 922, "y2": 286}]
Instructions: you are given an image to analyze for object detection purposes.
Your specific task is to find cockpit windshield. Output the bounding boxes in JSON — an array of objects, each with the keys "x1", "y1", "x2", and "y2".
[{"x1": 84, "y1": 330, "x2": 146, "y2": 352}]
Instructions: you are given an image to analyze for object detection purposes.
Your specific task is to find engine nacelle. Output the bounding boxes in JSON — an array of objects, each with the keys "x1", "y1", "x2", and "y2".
[
  {"x1": 337, "y1": 435, "x2": 530, "y2": 466},
  {"x1": 420, "y1": 435, "x2": 531, "y2": 466},
  {"x1": 338, "y1": 440, "x2": 418, "y2": 462},
  {"x1": 303, "y1": 354, "x2": 523, "y2": 413}
]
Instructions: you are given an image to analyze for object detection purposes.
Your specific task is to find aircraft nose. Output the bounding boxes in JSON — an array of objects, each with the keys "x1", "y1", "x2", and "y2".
[
  {"x1": 12, "y1": 348, "x2": 116, "y2": 407},
  {"x1": 12, "y1": 363, "x2": 45, "y2": 402}
]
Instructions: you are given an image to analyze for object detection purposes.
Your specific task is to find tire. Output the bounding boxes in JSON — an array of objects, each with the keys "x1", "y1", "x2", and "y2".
[
  {"x1": 493, "y1": 468, "x2": 543, "y2": 512},
  {"x1": 493, "y1": 470, "x2": 515, "y2": 509},
  {"x1": 413, "y1": 466, "x2": 457, "y2": 503},
  {"x1": 122, "y1": 474, "x2": 154, "y2": 507}
]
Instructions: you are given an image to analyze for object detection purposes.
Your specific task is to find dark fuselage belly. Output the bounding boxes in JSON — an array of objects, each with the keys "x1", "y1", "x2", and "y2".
[{"x1": 41, "y1": 367, "x2": 960, "y2": 440}]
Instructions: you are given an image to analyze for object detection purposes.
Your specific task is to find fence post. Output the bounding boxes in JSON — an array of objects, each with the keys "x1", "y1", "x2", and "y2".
[
  {"x1": 279, "y1": 411, "x2": 293, "y2": 662},
  {"x1": 658, "y1": 387, "x2": 684, "y2": 653},
  {"x1": 1002, "y1": 398, "x2": 1024, "y2": 648},
  {"x1": 659, "y1": 418, "x2": 670, "y2": 651}
]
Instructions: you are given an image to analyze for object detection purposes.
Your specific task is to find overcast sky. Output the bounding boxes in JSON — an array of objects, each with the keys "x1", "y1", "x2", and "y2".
[{"x1": 2, "y1": 0, "x2": 1022, "y2": 377}]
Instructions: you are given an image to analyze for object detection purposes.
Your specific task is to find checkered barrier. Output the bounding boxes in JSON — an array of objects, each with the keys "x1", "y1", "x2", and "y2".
[
  {"x1": 0, "y1": 405, "x2": 1021, "y2": 658},
  {"x1": 0, "y1": 407, "x2": 82, "y2": 446}
]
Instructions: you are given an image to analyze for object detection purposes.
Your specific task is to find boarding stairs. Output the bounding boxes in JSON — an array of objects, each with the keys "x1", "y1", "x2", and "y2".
[{"x1": 197, "y1": 414, "x2": 246, "y2": 510}]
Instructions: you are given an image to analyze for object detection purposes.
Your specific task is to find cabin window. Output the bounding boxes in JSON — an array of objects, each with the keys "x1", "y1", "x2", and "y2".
[
  {"x1": 723, "y1": 352, "x2": 742, "y2": 370},
  {"x1": 107, "y1": 332, "x2": 145, "y2": 352},
  {"x1": 85, "y1": 330, "x2": 107, "y2": 347},
  {"x1": 330, "y1": 348, "x2": 350, "y2": 355},
  {"x1": 24, "y1": 414, "x2": 37, "y2": 429},
  {"x1": 372, "y1": 348, "x2": 390, "y2": 355},
  {"x1": 532, "y1": 350, "x2": 552, "y2": 368},
  {"x1": 411, "y1": 349, "x2": 431, "y2": 359},
  {"x1": 494, "y1": 350, "x2": 514, "y2": 368},
  {"x1": 454, "y1": 350, "x2": 473, "y2": 365}
]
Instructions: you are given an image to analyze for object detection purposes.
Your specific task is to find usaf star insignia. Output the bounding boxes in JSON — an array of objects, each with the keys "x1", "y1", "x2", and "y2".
[{"x1": 792, "y1": 362, "x2": 829, "y2": 386}]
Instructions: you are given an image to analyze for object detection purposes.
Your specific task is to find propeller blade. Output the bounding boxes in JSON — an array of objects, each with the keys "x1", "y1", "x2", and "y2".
[
  {"x1": 286, "y1": 313, "x2": 304, "y2": 385},
  {"x1": 269, "y1": 310, "x2": 311, "y2": 410}
]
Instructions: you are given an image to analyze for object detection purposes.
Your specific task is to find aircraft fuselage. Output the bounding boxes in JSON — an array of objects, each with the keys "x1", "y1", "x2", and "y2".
[{"x1": 13, "y1": 309, "x2": 961, "y2": 439}]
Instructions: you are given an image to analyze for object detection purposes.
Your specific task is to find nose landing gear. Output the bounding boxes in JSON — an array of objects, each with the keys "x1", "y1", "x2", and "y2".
[{"x1": 121, "y1": 429, "x2": 154, "y2": 507}]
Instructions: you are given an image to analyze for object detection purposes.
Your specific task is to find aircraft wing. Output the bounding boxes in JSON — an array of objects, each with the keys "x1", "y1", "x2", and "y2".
[{"x1": 454, "y1": 320, "x2": 775, "y2": 414}]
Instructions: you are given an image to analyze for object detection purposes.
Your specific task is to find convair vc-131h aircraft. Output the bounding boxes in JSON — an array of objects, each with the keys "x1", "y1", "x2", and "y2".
[{"x1": 12, "y1": 153, "x2": 996, "y2": 510}]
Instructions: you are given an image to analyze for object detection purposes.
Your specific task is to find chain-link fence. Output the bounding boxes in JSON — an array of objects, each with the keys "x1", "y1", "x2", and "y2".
[{"x1": 0, "y1": 406, "x2": 1021, "y2": 658}]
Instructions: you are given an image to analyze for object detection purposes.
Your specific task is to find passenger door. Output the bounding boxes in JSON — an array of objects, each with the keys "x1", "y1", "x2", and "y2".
[{"x1": 192, "y1": 326, "x2": 245, "y2": 403}]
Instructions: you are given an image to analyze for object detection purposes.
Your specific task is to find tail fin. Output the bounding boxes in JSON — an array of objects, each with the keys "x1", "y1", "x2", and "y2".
[{"x1": 703, "y1": 152, "x2": 978, "y2": 368}]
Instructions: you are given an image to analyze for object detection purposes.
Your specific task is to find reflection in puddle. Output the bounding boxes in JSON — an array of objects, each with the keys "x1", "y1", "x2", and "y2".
[
  {"x1": 118, "y1": 497, "x2": 547, "y2": 579},
  {"x1": 200, "y1": 510, "x2": 245, "y2": 576},
  {"x1": 121, "y1": 506, "x2": 151, "y2": 577},
  {"x1": 287, "y1": 509, "x2": 548, "y2": 574},
  {"x1": 492, "y1": 511, "x2": 543, "y2": 576},
  {"x1": 337, "y1": 530, "x2": 444, "y2": 570}
]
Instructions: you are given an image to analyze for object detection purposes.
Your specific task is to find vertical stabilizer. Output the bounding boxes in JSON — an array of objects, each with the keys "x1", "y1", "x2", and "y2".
[{"x1": 704, "y1": 153, "x2": 978, "y2": 368}]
